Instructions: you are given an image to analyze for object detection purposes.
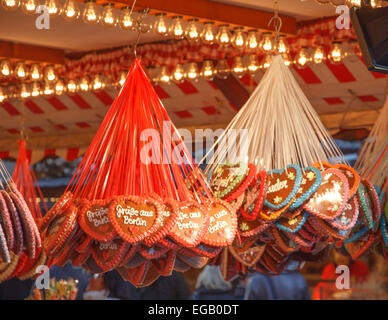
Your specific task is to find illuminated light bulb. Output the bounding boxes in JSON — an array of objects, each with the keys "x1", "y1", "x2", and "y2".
[
  {"x1": 67, "y1": 79, "x2": 78, "y2": 93},
  {"x1": 44, "y1": 0, "x2": 62, "y2": 17},
  {"x1": 172, "y1": 64, "x2": 185, "y2": 83},
  {"x1": 79, "y1": 77, "x2": 90, "y2": 91},
  {"x1": 44, "y1": 65, "x2": 57, "y2": 82},
  {"x1": 215, "y1": 59, "x2": 230, "y2": 80},
  {"x1": 231, "y1": 27, "x2": 246, "y2": 49},
  {"x1": 170, "y1": 16, "x2": 185, "y2": 39},
  {"x1": 232, "y1": 56, "x2": 246, "y2": 78},
  {"x1": 0, "y1": 87, "x2": 7, "y2": 103},
  {"x1": 313, "y1": 46, "x2": 326, "y2": 64},
  {"x1": 246, "y1": 29, "x2": 259, "y2": 51},
  {"x1": 0, "y1": 60, "x2": 12, "y2": 77},
  {"x1": 282, "y1": 53, "x2": 292, "y2": 67},
  {"x1": 200, "y1": 60, "x2": 215, "y2": 80},
  {"x1": 20, "y1": 83, "x2": 31, "y2": 99},
  {"x1": 92, "y1": 74, "x2": 105, "y2": 91},
  {"x1": 295, "y1": 47, "x2": 310, "y2": 69},
  {"x1": 118, "y1": 71, "x2": 127, "y2": 87},
  {"x1": 1, "y1": 0, "x2": 20, "y2": 11},
  {"x1": 43, "y1": 81, "x2": 54, "y2": 96},
  {"x1": 261, "y1": 55, "x2": 272, "y2": 69},
  {"x1": 185, "y1": 19, "x2": 200, "y2": 42},
  {"x1": 62, "y1": 0, "x2": 79, "y2": 21},
  {"x1": 274, "y1": 35, "x2": 288, "y2": 54},
  {"x1": 31, "y1": 82, "x2": 42, "y2": 97},
  {"x1": 247, "y1": 54, "x2": 259, "y2": 74},
  {"x1": 159, "y1": 66, "x2": 171, "y2": 83},
  {"x1": 201, "y1": 22, "x2": 216, "y2": 44},
  {"x1": 119, "y1": 6, "x2": 133, "y2": 30},
  {"x1": 370, "y1": 0, "x2": 382, "y2": 7},
  {"x1": 216, "y1": 24, "x2": 232, "y2": 46},
  {"x1": 101, "y1": 3, "x2": 117, "y2": 27},
  {"x1": 328, "y1": 41, "x2": 343, "y2": 64},
  {"x1": 186, "y1": 62, "x2": 199, "y2": 81},
  {"x1": 346, "y1": 0, "x2": 361, "y2": 6},
  {"x1": 82, "y1": 0, "x2": 100, "y2": 24},
  {"x1": 21, "y1": 0, "x2": 38, "y2": 14},
  {"x1": 30, "y1": 64, "x2": 42, "y2": 81},
  {"x1": 137, "y1": 9, "x2": 152, "y2": 33},
  {"x1": 260, "y1": 32, "x2": 273, "y2": 52},
  {"x1": 15, "y1": 62, "x2": 28, "y2": 79},
  {"x1": 55, "y1": 79, "x2": 65, "y2": 95},
  {"x1": 154, "y1": 12, "x2": 168, "y2": 36}
]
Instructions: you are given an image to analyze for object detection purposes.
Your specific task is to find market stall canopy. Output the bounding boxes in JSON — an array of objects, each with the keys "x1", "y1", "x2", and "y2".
[{"x1": 0, "y1": 0, "x2": 386, "y2": 163}]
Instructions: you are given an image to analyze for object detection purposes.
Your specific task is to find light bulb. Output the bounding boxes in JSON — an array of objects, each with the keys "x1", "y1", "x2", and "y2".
[
  {"x1": 154, "y1": 13, "x2": 168, "y2": 36},
  {"x1": 101, "y1": 3, "x2": 117, "y2": 27},
  {"x1": 201, "y1": 22, "x2": 216, "y2": 44},
  {"x1": 260, "y1": 32, "x2": 273, "y2": 52},
  {"x1": 79, "y1": 77, "x2": 90, "y2": 91},
  {"x1": 170, "y1": 16, "x2": 184, "y2": 39},
  {"x1": 370, "y1": 0, "x2": 382, "y2": 7},
  {"x1": 119, "y1": 6, "x2": 133, "y2": 30},
  {"x1": 0, "y1": 60, "x2": 12, "y2": 77},
  {"x1": 67, "y1": 79, "x2": 78, "y2": 93},
  {"x1": 247, "y1": 54, "x2": 259, "y2": 74},
  {"x1": 137, "y1": 9, "x2": 152, "y2": 33},
  {"x1": 186, "y1": 62, "x2": 199, "y2": 81},
  {"x1": 313, "y1": 46, "x2": 326, "y2": 64},
  {"x1": 215, "y1": 59, "x2": 230, "y2": 79},
  {"x1": 274, "y1": 35, "x2": 288, "y2": 54},
  {"x1": 118, "y1": 71, "x2": 127, "y2": 87},
  {"x1": 185, "y1": 19, "x2": 200, "y2": 42},
  {"x1": 231, "y1": 27, "x2": 246, "y2": 49},
  {"x1": 15, "y1": 62, "x2": 28, "y2": 79},
  {"x1": 31, "y1": 82, "x2": 42, "y2": 97},
  {"x1": 82, "y1": 0, "x2": 100, "y2": 24},
  {"x1": 159, "y1": 66, "x2": 170, "y2": 83},
  {"x1": 200, "y1": 60, "x2": 215, "y2": 80},
  {"x1": 246, "y1": 29, "x2": 259, "y2": 51},
  {"x1": 30, "y1": 64, "x2": 42, "y2": 81},
  {"x1": 346, "y1": 0, "x2": 361, "y2": 6},
  {"x1": 172, "y1": 64, "x2": 185, "y2": 83},
  {"x1": 282, "y1": 53, "x2": 292, "y2": 67},
  {"x1": 43, "y1": 81, "x2": 54, "y2": 96},
  {"x1": 232, "y1": 56, "x2": 246, "y2": 78},
  {"x1": 21, "y1": 0, "x2": 38, "y2": 14},
  {"x1": 295, "y1": 47, "x2": 310, "y2": 69},
  {"x1": 216, "y1": 25, "x2": 231, "y2": 46},
  {"x1": 20, "y1": 83, "x2": 31, "y2": 99},
  {"x1": 328, "y1": 41, "x2": 343, "y2": 64},
  {"x1": 261, "y1": 55, "x2": 272, "y2": 69},
  {"x1": 92, "y1": 74, "x2": 105, "y2": 91},
  {"x1": 44, "y1": 0, "x2": 62, "y2": 17},
  {"x1": 1, "y1": 0, "x2": 20, "y2": 11},
  {"x1": 44, "y1": 65, "x2": 57, "y2": 82},
  {"x1": 62, "y1": 0, "x2": 79, "y2": 21},
  {"x1": 0, "y1": 87, "x2": 7, "y2": 103},
  {"x1": 55, "y1": 79, "x2": 65, "y2": 95}
]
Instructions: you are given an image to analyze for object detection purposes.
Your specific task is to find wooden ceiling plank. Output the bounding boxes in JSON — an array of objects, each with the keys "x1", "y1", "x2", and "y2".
[
  {"x1": 212, "y1": 75, "x2": 250, "y2": 110},
  {"x1": 0, "y1": 41, "x2": 65, "y2": 65}
]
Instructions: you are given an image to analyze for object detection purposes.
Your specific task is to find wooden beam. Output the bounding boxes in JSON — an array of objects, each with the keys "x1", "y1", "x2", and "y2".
[
  {"x1": 212, "y1": 75, "x2": 250, "y2": 110},
  {"x1": 0, "y1": 41, "x2": 65, "y2": 65},
  {"x1": 89, "y1": 0, "x2": 297, "y2": 34}
]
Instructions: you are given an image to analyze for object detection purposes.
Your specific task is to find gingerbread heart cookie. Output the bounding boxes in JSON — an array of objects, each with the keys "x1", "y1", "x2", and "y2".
[
  {"x1": 201, "y1": 199, "x2": 237, "y2": 247},
  {"x1": 169, "y1": 201, "x2": 209, "y2": 247},
  {"x1": 79, "y1": 199, "x2": 116, "y2": 242},
  {"x1": 229, "y1": 238, "x2": 266, "y2": 268},
  {"x1": 109, "y1": 195, "x2": 163, "y2": 244},
  {"x1": 264, "y1": 164, "x2": 302, "y2": 210},
  {"x1": 304, "y1": 168, "x2": 349, "y2": 220},
  {"x1": 290, "y1": 167, "x2": 321, "y2": 209},
  {"x1": 275, "y1": 211, "x2": 309, "y2": 233}
]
